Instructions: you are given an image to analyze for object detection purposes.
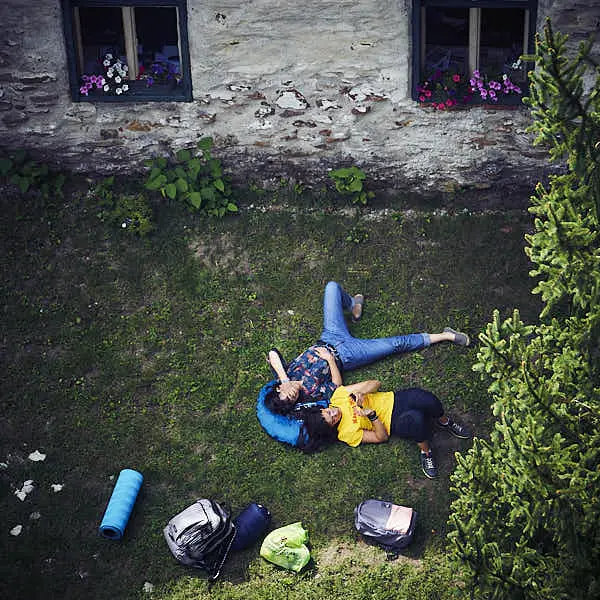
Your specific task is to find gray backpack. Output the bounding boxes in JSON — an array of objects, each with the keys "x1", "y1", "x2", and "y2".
[
  {"x1": 354, "y1": 499, "x2": 417, "y2": 554},
  {"x1": 164, "y1": 499, "x2": 236, "y2": 580}
]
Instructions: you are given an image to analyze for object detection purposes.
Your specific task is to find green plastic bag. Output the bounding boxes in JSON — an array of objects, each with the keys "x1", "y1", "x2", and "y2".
[{"x1": 259, "y1": 522, "x2": 311, "y2": 572}]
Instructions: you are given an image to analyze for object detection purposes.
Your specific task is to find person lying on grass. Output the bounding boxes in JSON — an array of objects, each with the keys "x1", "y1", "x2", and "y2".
[
  {"x1": 265, "y1": 280, "x2": 470, "y2": 414},
  {"x1": 292, "y1": 379, "x2": 472, "y2": 479}
]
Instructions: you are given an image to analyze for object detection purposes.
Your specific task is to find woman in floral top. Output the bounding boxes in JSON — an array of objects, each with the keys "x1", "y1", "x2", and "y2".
[{"x1": 265, "y1": 281, "x2": 469, "y2": 414}]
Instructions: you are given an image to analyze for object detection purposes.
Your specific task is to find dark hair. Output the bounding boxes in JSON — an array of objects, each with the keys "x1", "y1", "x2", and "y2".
[
  {"x1": 264, "y1": 384, "x2": 294, "y2": 415},
  {"x1": 295, "y1": 407, "x2": 337, "y2": 453}
]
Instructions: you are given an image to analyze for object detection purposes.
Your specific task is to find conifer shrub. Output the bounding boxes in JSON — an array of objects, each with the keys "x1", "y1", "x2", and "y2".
[{"x1": 448, "y1": 20, "x2": 600, "y2": 600}]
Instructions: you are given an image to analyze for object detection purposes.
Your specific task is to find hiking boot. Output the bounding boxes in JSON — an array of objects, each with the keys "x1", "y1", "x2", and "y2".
[
  {"x1": 444, "y1": 327, "x2": 470, "y2": 347},
  {"x1": 439, "y1": 418, "x2": 472, "y2": 439},
  {"x1": 420, "y1": 450, "x2": 438, "y2": 479}
]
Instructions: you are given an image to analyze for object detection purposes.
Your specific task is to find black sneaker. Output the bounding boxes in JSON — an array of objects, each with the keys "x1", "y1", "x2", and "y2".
[
  {"x1": 444, "y1": 327, "x2": 470, "y2": 347},
  {"x1": 420, "y1": 450, "x2": 438, "y2": 479},
  {"x1": 439, "y1": 418, "x2": 472, "y2": 439}
]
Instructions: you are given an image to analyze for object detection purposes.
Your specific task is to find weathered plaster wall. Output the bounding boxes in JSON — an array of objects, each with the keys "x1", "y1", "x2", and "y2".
[{"x1": 0, "y1": 0, "x2": 598, "y2": 203}]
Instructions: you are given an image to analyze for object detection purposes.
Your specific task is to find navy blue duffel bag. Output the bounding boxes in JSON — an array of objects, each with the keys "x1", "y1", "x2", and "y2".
[{"x1": 230, "y1": 502, "x2": 271, "y2": 551}]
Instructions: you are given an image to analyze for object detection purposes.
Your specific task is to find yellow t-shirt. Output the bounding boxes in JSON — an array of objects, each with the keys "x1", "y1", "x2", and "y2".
[{"x1": 329, "y1": 386, "x2": 394, "y2": 447}]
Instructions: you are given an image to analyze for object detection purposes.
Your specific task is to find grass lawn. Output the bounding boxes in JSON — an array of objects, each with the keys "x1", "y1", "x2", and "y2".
[{"x1": 0, "y1": 182, "x2": 541, "y2": 599}]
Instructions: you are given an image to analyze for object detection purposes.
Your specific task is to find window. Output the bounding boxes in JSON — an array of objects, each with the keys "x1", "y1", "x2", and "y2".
[
  {"x1": 62, "y1": 0, "x2": 192, "y2": 102},
  {"x1": 412, "y1": 0, "x2": 537, "y2": 104}
]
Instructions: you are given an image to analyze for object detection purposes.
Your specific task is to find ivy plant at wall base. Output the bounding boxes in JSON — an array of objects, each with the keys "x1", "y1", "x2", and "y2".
[
  {"x1": 328, "y1": 166, "x2": 374, "y2": 205},
  {"x1": 144, "y1": 137, "x2": 238, "y2": 218}
]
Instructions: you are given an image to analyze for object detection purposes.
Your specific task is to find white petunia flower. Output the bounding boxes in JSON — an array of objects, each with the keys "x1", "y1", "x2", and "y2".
[
  {"x1": 104, "y1": 85, "x2": 109, "y2": 92},
  {"x1": 103, "y1": 60, "x2": 111, "y2": 67},
  {"x1": 30, "y1": 512, "x2": 41, "y2": 520},
  {"x1": 105, "y1": 53, "x2": 113, "y2": 60},
  {"x1": 115, "y1": 76, "x2": 121, "y2": 84},
  {"x1": 28, "y1": 450, "x2": 46, "y2": 461},
  {"x1": 50, "y1": 484, "x2": 64, "y2": 493},
  {"x1": 116, "y1": 88, "x2": 122, "y2": 95},
  {"x1": 122, "y1": 84, "x2": 129, "y2": 92},
  {"x1": 10, "y1": 525, "x2": 23, "y2": 536}
]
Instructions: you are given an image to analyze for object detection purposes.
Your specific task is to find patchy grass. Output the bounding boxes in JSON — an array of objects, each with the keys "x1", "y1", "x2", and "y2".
[{"x1": 0, "y1": 183, "x2": 540, "y2": 599}]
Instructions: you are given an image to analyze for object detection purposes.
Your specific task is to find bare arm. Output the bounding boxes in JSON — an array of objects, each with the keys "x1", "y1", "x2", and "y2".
[
  {"x1": 267, "y1": 349, "x2": 289, "y2": 381},
  {"x1": 314, "y1": 347, "x2": 343, "y2": 386},
  {"x1": 347, "y1": 381, "x2": 387, "y2": 444},
  {"x1": 344, "y1": 380, "x2": 381, "y2": 395},
  {"x1": 356, "y1": 405, "x2": 389, "y2": 444}
]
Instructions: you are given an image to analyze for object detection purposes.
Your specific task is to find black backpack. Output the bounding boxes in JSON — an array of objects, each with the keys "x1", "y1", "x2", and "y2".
[
  {"x1": 354, "y1": 499, "x2": 417, "y2": 554},
  {"x1": 164, "y1": 499, "x2": 236, "y2": 580}
]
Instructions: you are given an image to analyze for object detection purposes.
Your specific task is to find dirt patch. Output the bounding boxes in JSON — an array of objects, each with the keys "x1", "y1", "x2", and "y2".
[
  {"x1": 188, "y1": 231, "x2": 252, "y2": 275},
  {"x1": 316, "y1": 538, "x2": 421, "y2": 571}
]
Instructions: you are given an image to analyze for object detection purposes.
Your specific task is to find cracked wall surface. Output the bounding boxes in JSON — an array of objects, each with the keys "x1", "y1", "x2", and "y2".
[{"x1": 0, "y1": 0, "x2": 598, "y2": 203}]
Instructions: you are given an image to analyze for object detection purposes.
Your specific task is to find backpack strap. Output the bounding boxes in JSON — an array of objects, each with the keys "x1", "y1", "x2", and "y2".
[{"x1": 207, "y1": 522, "x2": 236, "y2": 581}]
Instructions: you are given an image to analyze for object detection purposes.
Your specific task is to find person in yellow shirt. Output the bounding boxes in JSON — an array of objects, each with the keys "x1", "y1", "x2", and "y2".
[{"x1": 300, "y1": 380, "x2": 472, "y2": 478}]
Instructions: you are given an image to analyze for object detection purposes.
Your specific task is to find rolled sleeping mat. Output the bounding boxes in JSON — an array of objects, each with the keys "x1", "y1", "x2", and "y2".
[
  {"x1": 99, "y1": 468, "x2": 144, "y2": 540},
  {"x1": 230, "y1": 502, "x2": 271, "y2": 551}
]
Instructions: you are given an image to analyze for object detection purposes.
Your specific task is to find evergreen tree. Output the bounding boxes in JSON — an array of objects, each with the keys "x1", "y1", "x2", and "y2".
[{"x1": 448, "y1": 20, "x2": 600, "y2": 600}]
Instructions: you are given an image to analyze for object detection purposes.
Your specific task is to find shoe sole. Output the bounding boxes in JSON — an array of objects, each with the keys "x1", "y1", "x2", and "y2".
[
  {"x1": 422, "y1": 469, "x2": 438, "y2": 479},
  {"x1": 450, "y1": 431, "x2": 472, "y2": 439}
]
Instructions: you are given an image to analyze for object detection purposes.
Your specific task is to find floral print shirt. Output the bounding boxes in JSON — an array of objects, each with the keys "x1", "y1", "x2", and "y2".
[{"x1": 286, "y1": 345, "x2": 337, "y2": 405}]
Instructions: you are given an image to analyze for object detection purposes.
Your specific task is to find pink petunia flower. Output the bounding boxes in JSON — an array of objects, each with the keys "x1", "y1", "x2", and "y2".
[{"x1": 452, "y1": 74, "x2": 461, "y2": 83}]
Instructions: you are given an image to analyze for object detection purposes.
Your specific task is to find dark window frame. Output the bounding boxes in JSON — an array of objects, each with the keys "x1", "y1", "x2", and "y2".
[
  {"x1": 61, "y1": 0, "x2": 193, "y2": 102},
  {"x1": 411, "y1": 0, "x2": 538, "y2": 103}
]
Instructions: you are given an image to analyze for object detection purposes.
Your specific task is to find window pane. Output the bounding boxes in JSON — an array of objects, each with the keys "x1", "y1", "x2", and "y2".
[
  {"x1": 424, "y1": 7, "x2": 469, "y2": 76},
  {"x1": 135, "y1": 7, "x2": 182, "y2": 87},
  {"x1": 480, "y1": 8, "x2": 527, "y2": 83},
  {"x1": 79, "y1": 7, "x2": 126, "y2": 75}
]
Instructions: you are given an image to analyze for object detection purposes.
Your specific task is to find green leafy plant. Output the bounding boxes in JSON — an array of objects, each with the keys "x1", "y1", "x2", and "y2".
[
  {"x1": 0, "y1": 149, "x2": 65, "y2": 200},
  {"x1": 91, "y1": 176, "x2": 154, "y2": 236},
  {"x1": 144, "y1": 137, "x2": 238, "y2": 217},
  {"x1": 345, "y1": 225, "x2": 370, "y2": 244},
  {"x1": 328, "y1": 166, "x2": 375, "y2": 205},
  {"x1": 448, "y1": 20, "x2": 600, "y2": 599}
]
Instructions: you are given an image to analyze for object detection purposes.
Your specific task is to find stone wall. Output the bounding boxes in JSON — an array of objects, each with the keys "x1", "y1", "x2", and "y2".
[{"x1": 0, "y1": 0, "x2": 598, "y2": 204}]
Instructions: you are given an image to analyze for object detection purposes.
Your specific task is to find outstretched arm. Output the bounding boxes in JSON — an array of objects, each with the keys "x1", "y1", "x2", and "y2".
[
  {"x1": 344, "y1": 380, "x2": 381, "y2": 395},
  {"x1": 267, "y1": 349, "x2": 289, "y2": 382}
]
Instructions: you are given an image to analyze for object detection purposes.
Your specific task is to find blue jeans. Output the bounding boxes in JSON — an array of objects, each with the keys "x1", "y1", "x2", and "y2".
[{"x1": 318, "y1": 281, "x2": 430, "y2": 371}]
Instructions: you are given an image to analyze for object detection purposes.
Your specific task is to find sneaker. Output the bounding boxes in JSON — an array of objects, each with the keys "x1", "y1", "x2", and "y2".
[
  {"x1": 420, "y1": 450, "x2": 438, "y2": 479},
  {"x1": 351, "y1": 294, "x2": 364, "y2": 323},
  {"x1": 444, "y1": 327, "x2": 470, "y2": 347},
  {"x1": 439, "y1": 418, "x2": 472, "y2": 439}
]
